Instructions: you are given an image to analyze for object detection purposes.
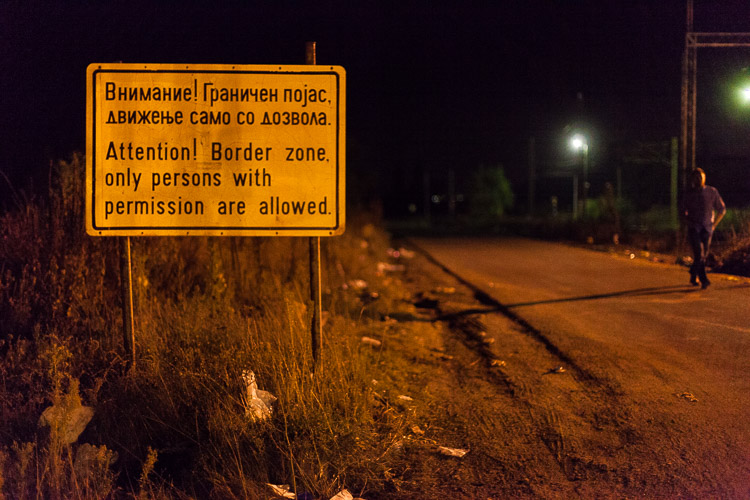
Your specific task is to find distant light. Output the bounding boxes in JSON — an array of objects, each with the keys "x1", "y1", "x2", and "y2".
[
  {"x1": 570, "y1": 134, "x2": 586, "y2": 151},
  {"x1": 742, "y1": 87, "x2": 750, "y2": 103},
  {"x1": 431, "y1": 195, "x2": 441, "y2": 204}
]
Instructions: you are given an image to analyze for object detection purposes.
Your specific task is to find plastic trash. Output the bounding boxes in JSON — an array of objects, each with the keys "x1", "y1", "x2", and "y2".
[
  {"x1": 266, "y1": 483, "x2": 296, "y2": 499},
  {"x1": 242, "y1": 370, "x2": 277, "y2": 421},
  {"x1": 677, "y1": 392, "x2": 698, "y2": 403},
  {"x1": 39, "y1": 403, "x2": 94, "y2": 445},
  {"x1": 677, "y1": 255, "x2": 694, "y2": 266},
  {"x1": 398, "y1": 247, "x2": 415, "y2": 259},
  {"x1": 329, "y1": 490, "x2": 354, "y2": 500},
  {"x1": 361, "y1": 337, "x2": 382, "y2": 347},
  {"x1": 387, "y1": 247, "x2": 415, "y2": 259},
  {"x1": 345, "y1": 279, "x2": 368, "y2": 290},
  {"x1": 438, "y1": 446, "x2": 469, "y2": 458},
  {"x1": 377, "y1": 262, "x2": 406, "y2": 273}
]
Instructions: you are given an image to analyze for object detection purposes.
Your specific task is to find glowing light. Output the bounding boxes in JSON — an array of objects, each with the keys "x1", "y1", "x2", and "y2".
[{"x1": 570, "y1": 134, "x2": 586, "y2": 151}]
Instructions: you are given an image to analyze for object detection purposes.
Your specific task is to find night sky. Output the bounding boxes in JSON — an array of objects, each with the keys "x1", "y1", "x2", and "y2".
[{"x1": 3, "y1": 0, "x2": 750, "y2": 214}]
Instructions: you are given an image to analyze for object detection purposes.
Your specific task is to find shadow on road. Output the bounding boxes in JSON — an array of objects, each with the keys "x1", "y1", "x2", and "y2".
[
  {"x1": 431, "y1": 283, "x2": 750, "y2": 322},
  {"x1": 389, "y1": 285, "x2": 725, "y2": 324},
  {"x1": 429, "y1": 285, "x2": 704, "y2": 323},
  {"x1": 504, "y1": 285, "x2": 700, "y2": 308}
]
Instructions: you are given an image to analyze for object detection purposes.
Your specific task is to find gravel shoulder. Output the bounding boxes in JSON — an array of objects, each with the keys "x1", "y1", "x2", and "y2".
[{"x1": 371, "y1": 238, "x2": 750, "y2": 499}]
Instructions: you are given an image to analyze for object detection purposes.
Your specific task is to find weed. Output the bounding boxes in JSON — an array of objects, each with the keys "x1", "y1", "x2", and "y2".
[
  {"x1": 2, "y1": 154, "x2": 417, "y2": 497},
  {"x1": 4, "y1": 154, "x2": 750, "y2": 497}
]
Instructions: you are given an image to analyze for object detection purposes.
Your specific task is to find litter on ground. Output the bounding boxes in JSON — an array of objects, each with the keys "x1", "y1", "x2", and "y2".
[
  {"x1": 361, "y1": 336, "x2": 382, "y2": 347},
  {"x1": 377, "y1": 262, "x2": 406, "y2": 273},
  {"x1": 266, "y1": 483, "x2": 296, "y2": 499},
  {"x1": 438, "y1": 446, "x2": 469, "y2": 458},
  {"x1": 677, "y1": 392, "x2": 699, "y2": 403},
  {"x1": 242, "y1": 370, "x2": 277, "y2": 421},
  {"x1": 39, "y1": 402, "x2": 94, "y2": 445}
]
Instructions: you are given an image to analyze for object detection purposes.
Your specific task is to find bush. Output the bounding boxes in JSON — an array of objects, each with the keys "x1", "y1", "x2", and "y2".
[
  {"x1": 0, "y1": 154, "x2": 414, "y2": 498},
  {"x1": 468, "y1": 165, "x2": 514, "y2": 218}
]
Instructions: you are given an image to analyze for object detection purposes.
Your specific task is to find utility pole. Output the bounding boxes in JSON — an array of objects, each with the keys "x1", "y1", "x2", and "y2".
[
  {"x1": 670, "y1": 137, "x2": 679, "y2": 230},
  {"x1": 680, "y1": 0, "x2": 750, "y2": 189},
  {"x1": 448, "y1": 168, "x2": 456, "y2": 218},
  {"x1": 423, "y1": 170, "x2": 431, "y2": 224},
  {"x1": 528, "y1": 137, "x2": 536, "y2": 216}
]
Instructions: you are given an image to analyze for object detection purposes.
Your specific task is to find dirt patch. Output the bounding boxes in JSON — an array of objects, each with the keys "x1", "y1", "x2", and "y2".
[
  {"x1": 366, "y1": 247, "x2": 602, "y2": 498},
  {"x1": 366, "y1": 240, "x2": 749, "y2": 499}
]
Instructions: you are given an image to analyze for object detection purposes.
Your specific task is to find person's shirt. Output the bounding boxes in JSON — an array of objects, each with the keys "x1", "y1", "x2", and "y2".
[{"x1": 682, "y1": 185, "x2": 726, "y2": 232}]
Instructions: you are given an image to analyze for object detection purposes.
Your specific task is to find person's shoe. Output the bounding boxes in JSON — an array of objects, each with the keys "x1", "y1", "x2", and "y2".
[
  {"x1": 690, "y1": 276, "x2": 699, "y2": 286},
  {"x1": 701, "y1": 279, "x2": 711, "y2": 289}
]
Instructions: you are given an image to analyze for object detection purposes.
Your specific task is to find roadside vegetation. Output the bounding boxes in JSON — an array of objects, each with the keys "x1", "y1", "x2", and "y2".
[
  {"x1": 390, "y1": 184, "x2": 750, "y2": 277},
  {"x1": 0, "y1": 154, "x2": 430, "y2": 499},
  {"x1": 3, "y1": 154, "x2": 750, "y2": 499}
]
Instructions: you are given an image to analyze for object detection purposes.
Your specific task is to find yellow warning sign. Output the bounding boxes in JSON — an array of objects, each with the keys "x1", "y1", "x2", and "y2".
[{"x1": 86, "y1": 63, "x2": 345, "y2": 236}]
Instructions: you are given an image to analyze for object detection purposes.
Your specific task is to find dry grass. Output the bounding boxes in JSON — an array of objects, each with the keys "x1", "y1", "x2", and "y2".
[
  {"x1": 714, "y1": 208, "x2": 750, "y2": 277},
  {"x1": 0, "y1": 154, "x2": 417, "y2": 498}
]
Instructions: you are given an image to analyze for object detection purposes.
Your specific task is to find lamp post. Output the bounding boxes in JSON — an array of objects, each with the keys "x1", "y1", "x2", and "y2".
[{"x1": 570, "y1": 134, "x2": 589, "y2": 218}]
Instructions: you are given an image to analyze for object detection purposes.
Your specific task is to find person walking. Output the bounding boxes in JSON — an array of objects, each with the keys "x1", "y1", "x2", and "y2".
[{"x1": 682, "y1": 168, "x2": 726, "y2": 288}]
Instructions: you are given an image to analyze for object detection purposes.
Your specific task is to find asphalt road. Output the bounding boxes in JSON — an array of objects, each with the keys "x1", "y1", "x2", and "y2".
[{"x1": 411, "y1": 236, "x2": 750, "y2": 497}]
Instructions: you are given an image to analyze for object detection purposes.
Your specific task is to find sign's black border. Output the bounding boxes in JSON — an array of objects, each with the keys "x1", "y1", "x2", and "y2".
[{"x1": 89, "y1": 67, "x2": 343, "y2": 234}]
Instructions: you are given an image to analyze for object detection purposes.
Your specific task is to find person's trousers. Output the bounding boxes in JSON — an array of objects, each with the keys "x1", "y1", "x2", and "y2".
[{"x1": 688, "y1": 226, "x2": 713, "y2": 285}]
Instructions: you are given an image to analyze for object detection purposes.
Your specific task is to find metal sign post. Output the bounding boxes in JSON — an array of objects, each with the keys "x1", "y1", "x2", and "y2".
[
  {"x1": 113, "y1": 60, "x2": 136, "y2": 370},
  {"x1": 119, "y1": 235, "x2": 136, "y2": 368},
  {"x1": 306, "y1": 41, "x2": 323, "y2": 369}
]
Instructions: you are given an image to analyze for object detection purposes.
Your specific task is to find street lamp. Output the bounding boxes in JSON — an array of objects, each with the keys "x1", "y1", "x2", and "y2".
[{"x1": 570, "y1": 134, "x2": 589, "y2": 218}]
